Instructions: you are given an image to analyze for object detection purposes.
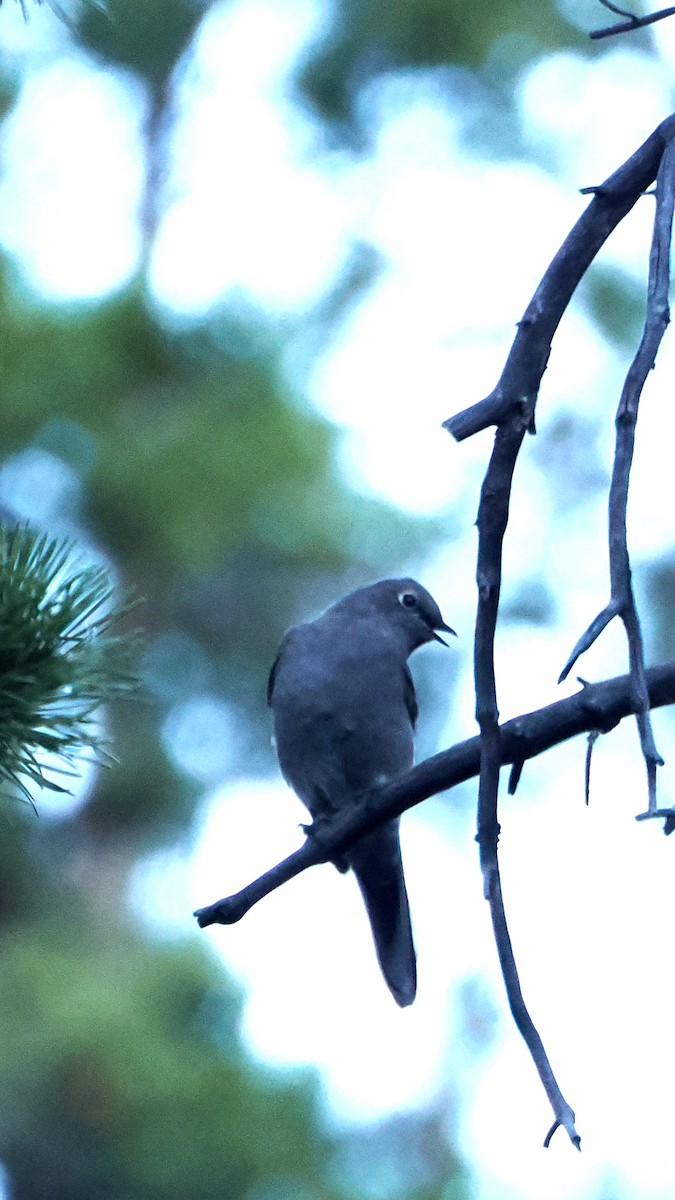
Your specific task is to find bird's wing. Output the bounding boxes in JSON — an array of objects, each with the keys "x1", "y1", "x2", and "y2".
[
  {"x1": 403, "y1": 663, "x2": 418, "y2": 728},
  {"x1": 267, "y1": 631, "x2": 293, "y2": 705}
]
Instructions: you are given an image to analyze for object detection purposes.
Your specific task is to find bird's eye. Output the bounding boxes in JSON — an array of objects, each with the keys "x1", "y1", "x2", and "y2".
[{"x1": 399, "y1": 591, "x2": 417, "y2": 610}]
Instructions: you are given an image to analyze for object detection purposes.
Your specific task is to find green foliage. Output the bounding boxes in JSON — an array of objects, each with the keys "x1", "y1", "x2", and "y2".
[
  {"x1": 83, "y1": 702, "x2": 203, "y2": 841},
  {"x1": 94, "y1": 354, "x2": 343, "y2": 570},
  {"x1": 0, "y1": 271, "x2": 441, "y2": 844},
  {"x1": 74, "y1": 0, "x2": 208, "y2": 92},
  {"x1": 642, "y1": 555, "x2": 675, "y2": 665},
  {"x1": 295, "y1": 0, "x2": 588, "y2": 145},
  {"x1": 2, "y1": 284, "x2": 433, "y2": 579},
  {"x1": 0, "y1": 916, "x2": 344, "y2": 1200},
  {"x1": 0, "y1": 2, "x2": 472, "y2": 1194},
  {"x1": 0, "y1": 910, "x2": 468, "y2": 1199},
  {"x1": 580, "y1": 263, "x2": 647, "y2": 352},
  {"x1": 1, "y1": 284, "x2": 175, "y2": 438},
  {"x1": 1, "y1": 0, "x2": 103, "y2": 21},
  {"x1": 0, "y1": 524, "x2": 135, "y2": 808}
]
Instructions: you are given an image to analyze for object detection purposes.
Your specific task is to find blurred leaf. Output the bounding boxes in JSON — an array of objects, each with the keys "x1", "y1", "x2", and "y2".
[
  {"x1": 579, "y1": 262, "x2": 646, "y2": 351},
  {"x1": 0, "y1": 910, "x2": 467, "y2": 1199},
  {"x1": 501, "y1": 578, "x2": 556, "y2": 625},
  {"x1": 1, "y1": 283, "x2": 434, "y2": 579},
  {"x1": 0, "y1": 918, "x2": 345, "y2": 1200},
  {"x1": 73, "y1": 0, "x2": 208, "y2": 92},
  {"x1": 1, "y1": 273, "x2": 446, "y2": 842},
  {"x1": 531, "y1": 411, "x2": 608, "y2": 509},
  {"x1": 295, "y1": 0, "x2": 589, "y2": 147},
  {"x1": 642, "y1": 554, "x2": 675, "y2": 665}
]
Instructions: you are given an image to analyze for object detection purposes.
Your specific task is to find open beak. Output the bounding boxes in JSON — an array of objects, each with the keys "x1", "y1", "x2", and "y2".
[{"x1": 432, "y1": 620, "x2": 457, "y2": 647}]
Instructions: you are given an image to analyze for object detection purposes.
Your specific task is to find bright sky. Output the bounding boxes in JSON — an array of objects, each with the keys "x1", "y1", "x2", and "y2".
[{"x1": 4, "y1": 0, "x2": 675, "y2": 1196}]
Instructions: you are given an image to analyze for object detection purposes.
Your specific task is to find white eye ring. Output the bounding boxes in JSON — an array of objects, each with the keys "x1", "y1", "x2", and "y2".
[{"x1": 398, "y1": 591, "x2": 417, "y2": 610}]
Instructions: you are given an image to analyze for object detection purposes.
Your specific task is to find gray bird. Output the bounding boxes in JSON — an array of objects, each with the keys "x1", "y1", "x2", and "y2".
[{"x1": 267, "y1": 578, "x2": 454, "y2": 1007}]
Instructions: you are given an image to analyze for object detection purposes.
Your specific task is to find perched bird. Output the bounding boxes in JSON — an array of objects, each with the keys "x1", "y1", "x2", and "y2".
[{"x1": 267, "y1": 578, "x2": 454, "y2": 1007}]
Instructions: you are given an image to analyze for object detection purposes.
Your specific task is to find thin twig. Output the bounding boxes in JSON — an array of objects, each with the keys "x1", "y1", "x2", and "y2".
[
  {"x1": 471, "y1": 394, "x2": 580, "y2": 1143},
  {"x1": 558, "y1": 606, "x2": 617, "y2": 681},
  {"x1": 445, "y1": 115, "x2": 675, "y2": 443},
  {"x1": 598, "y1": 0, "x2": 641, "y2": 16},
  {"x1": 585, "y1": 731, "x2": 600, "y2": 805},
  {"x1": 508, "y1": 758, "x2": 524, "y2": 793},
  {"x1": 489, "y1": 869, "x2": 579, "y2": 1149},
  {"x1": 590, "y1": 1, "x2": 675, "y2": 39},
  {"x1": 194, "y1": 659, "x2": 675, "y2": 918},
  {"x1": 560, "y1": 134, "x2": 675, "y2": 820}
]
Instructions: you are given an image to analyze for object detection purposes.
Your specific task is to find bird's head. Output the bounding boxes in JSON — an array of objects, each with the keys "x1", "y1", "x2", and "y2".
[{"x1": 338, "y1": 578, "x2": 456, "y2": 655}]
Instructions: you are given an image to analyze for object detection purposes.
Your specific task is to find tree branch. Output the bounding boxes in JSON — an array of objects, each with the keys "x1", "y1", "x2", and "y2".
[
  {"x1": 590, "y1": 0, "x2": 675, "y2": 40},
  {"x1": 559, "y1": 133, "x2": 675, "y2": 819},
  {"x1": 195, "y1": 660, "x2": 675, "y2": 925},
  {"x1": 195, "y1": 660, "x2": 675, "y2": 1143},
  {"x1": 444, "y1": 115, "x2": 675, "y2": 443},
  {"x1": 442, "y1": 116, "x2": 675, "y2": 1141},
  {"x1": 470, "y1": 396, "x2": 582, "y2": 1143}
]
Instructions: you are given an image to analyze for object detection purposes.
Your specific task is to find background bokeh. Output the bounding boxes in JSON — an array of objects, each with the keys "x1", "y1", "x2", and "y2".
[{"x1": 2, "y1": 1, "x2": 675, "y2": 1197}]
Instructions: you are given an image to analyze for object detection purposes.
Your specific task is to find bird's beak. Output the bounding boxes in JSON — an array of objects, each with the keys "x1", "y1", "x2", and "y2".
[{"x1": 432, "y1": 620, "x2": 457, "y2": 647}]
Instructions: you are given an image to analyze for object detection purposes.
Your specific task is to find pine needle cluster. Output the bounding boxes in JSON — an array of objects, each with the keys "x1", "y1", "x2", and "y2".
[
  {"x1": 0, "y1": 524, "x2": 136, "y2": 808},
  {"x1": 3, "y1": 0, "x2": 106, "y2": 21}
]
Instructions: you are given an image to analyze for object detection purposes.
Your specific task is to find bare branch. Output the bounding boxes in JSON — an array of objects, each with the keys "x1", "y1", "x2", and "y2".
[
  {"x1": 490, "y1": 869, "x2": 580, "y2": 1150},
  {"x1": 558, "y1": 604, "x2": 618, "y2": 683},
  {"x1": 474, "y1": 415, "x2": 531, "y2": 901},
  {"x1": 444, "y1": 115, "x2": 675, "y2": 443},
  {"x1": 440, "y1": 116, "x2": 675, "y2": 1139},
  {"x1": 590, "y1": 1, "x2": 675, "y2": 40},
  {"x1": 446, "y1": 394, "x2": 531, "y2": 443},
  {"x1": 439, "y1": 115, "x2": 675, "y2": 1143},
  {"x1": 470, "y1": 382, "x2": 578, "y2": 1138},
  {"x1": 585, "y1": 730, "x2": 600, "y2": 805},
  {"x1": 508, "y1": 758, "x2": 524, "y2": 793},
  {"x1": 195, "y1": 663, "x2": 675, "y2": 1139},
  {"x1": 561, "y1": 133, "x2": 675, "y2": 816},
  {"x1": 196, "y1": 662, "x2": 675, "y2": 1143},
  {"x1": 598, "y1": 0, "x2": 642, "y2": 16},
  {"x1": 195, "y1": 660, "x2": 675, "y2": 921}
]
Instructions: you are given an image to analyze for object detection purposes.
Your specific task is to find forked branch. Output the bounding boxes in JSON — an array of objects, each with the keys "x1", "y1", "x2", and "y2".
[
  {"x1": 559, "y1": 134, "x2": 675, "y2": 818},
  {"x1": 444, "y1": 115, "x2": 675, "y2": 1145},
  {"x1": 445, "y1": 115, "x2": 675, "y2": 443},
  {"x1": 196, "y1": 665, "x2": 675, "y2": 1151},
  {"x1": 195, "y1": 660, "x2": 675, "y2": 927},
  {"x1": 590, "y1": 0, "x2": 675, "y2": 39}
]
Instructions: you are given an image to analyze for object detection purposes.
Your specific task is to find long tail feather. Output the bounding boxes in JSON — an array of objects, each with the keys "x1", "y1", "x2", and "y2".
[{"x1": 348, "y1": 823, "x2": 417, "y2": 1007}]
